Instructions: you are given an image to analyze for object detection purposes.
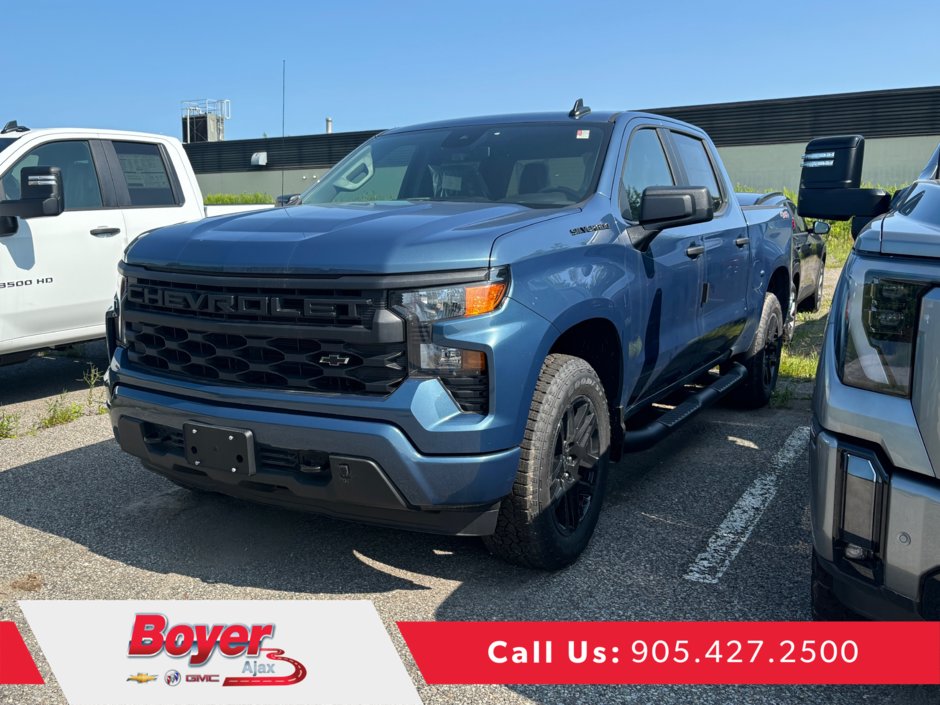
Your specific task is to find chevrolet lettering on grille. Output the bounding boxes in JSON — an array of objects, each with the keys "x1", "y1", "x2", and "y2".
[
  {"x1": 319, "y1": 354, "x2": 351, "y2": 367},
  {"x1": 127, "y1": 285, "x2": 341, "y2": 319}
]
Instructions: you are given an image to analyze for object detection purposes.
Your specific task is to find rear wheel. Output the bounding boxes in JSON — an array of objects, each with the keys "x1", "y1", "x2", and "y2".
[
  {"x1": 484, "y1": 354, "x2": 610, "y2": 570},
  {"x1": 727, "y1": 293, "x2": 783, "y2": 409}
]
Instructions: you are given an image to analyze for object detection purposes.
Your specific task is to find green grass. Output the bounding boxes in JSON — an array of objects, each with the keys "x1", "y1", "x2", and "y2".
[
  {"x1": 37, "y1": 395, "x2": 84, "y2": 430},
  {"x1": 204, "y1": 192, "x2": 274, "y2": 205},
  {"x1": 83, "y1": 364, "x2": 106, "y2": 412},
  {"x1": 0, "y1": 409, "x2": 19, "y2": 439},
  {"x1": 772, "y1": 280, "x2": 833, "y2": 407}
]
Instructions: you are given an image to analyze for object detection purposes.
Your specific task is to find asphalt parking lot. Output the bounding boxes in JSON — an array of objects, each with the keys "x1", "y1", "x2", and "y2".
[{"x1": 0, "y1": 345, "x2": 937, "y2": 705}]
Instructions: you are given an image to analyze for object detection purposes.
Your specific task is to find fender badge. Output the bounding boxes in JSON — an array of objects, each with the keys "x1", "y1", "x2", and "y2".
[{"x1": 569, "y1": 223, "x2": 610, "y2": 236}]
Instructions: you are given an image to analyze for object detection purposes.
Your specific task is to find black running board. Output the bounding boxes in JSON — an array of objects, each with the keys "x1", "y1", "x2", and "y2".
[{"x1": 621, "y1": 362, "x2": 747, "y2": 452}]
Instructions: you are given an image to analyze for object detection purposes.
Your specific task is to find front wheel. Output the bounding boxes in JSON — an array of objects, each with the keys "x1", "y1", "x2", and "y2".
[
  {"x1": 484, "y1": 354, "x2": 610, "y2": 570},
  {"x1": 727, "y1": 293, "x2": 783, "y2": 409}
]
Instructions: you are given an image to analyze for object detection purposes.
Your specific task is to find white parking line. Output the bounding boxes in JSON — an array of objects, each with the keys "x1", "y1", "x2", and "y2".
[{"x1": 684, "y1": 425, "x2": 811, "y2": 584}]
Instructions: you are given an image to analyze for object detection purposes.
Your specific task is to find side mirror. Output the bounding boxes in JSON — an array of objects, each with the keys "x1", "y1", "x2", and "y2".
[
  {"x1": 633, "y1": 186, "x2": 713, "y2": 251},
  {"x1": 797, "y1": 135, "x2": 889, "y2": 223},
  {"x1": 809, "y1": 221, "x2": 830, "y2": 236},
  {"x1": 0, "y1": 166, "x2": 64, "y2": 221}
]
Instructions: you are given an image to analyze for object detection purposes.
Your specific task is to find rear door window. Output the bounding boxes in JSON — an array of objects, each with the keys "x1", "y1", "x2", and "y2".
[
  {"x1": 113, "y1": 141, "x2": 178, "y2": 206},
  {"x1": 669, "y1": 132, "x2": 724, "y2": 211}
]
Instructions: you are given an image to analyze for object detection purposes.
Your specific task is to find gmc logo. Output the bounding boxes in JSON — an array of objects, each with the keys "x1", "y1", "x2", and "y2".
[{"x1": 127, "y1": 285, "x2": 341, "y2": 319}]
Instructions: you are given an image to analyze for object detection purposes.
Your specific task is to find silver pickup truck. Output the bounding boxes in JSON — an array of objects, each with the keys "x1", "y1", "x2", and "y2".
[{"x1": 799, "y1": 135, "x2": 940, "y2": 620}]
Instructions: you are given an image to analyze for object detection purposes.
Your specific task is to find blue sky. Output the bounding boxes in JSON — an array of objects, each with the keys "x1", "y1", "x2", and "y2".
[{"x1": 6, "y1": 1, "x2": 939, "y2": 141}]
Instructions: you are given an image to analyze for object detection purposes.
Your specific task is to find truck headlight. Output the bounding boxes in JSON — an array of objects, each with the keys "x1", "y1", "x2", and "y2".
[
  {"x1": 392, "y1": 269, "x2": 509, "y2": 324},
  {"x1": 838, "y1": 270, "x2": 929, "y2": 397},
  {"x1": 390, "y1": 268, "x2": 508, "y2": 413}
]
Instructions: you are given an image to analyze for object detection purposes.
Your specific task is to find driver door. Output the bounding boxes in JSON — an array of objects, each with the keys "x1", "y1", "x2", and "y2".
[
  {"x1": 0, "y1": 138, "x2": 125, "y2": 350},
  {"x1": 617, "y1": 126, "x2": 706, "y2": 403}
]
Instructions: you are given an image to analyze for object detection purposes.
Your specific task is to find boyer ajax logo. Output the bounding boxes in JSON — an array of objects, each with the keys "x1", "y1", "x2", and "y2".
[{"x1": 127, "y1": 613, "x2": 307, "y2": 687}]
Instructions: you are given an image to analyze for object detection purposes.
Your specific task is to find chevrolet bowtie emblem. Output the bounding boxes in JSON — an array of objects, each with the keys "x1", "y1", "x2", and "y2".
[
  {"x1": 127, "y1": 673, "x2": 157, "y2": 684},
  {"x1": 319, "y1": 354, "x2": 351, "y2": 367}
]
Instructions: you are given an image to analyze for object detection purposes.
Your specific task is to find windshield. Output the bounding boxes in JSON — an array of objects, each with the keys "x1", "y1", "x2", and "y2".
[{"x1": 301, "y1": 122, "x2": 611, "y2": 208}]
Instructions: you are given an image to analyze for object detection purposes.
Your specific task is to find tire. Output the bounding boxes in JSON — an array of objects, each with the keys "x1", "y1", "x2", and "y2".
[
  {"x1": 798, "y1": 263, "x2": 826, "y2": 314},
  {"x1": 784, "y1": 281, "x2": 797, "y2": 342},
  {"x1": 811, "y1": 550, "x2": 859, "y2": 620},
  {"x1": 727, "y1": 293, "x2": 783, "y2": 409},
  {"x1": 810, "y1": 263, "x2": 825, "y2": 313},
  {"x1": 484, "y1": 354, "x2": 611, "y2": 570}
]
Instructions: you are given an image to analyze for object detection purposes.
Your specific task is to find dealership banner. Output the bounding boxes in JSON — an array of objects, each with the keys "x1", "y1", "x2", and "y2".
[
  {"x1": 17, "y1": 600, "x2": 420, "y2": 705},
  {"x1": 398, "y1": 621, "x2": 940, "y2": 685},
  {"x1": 0, "y1": 621, "x2": 44, "y2": 685}
]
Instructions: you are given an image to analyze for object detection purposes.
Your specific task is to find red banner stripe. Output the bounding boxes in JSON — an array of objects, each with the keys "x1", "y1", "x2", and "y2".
[
  {"x1": 398, "y1": 621, "x2": 940, "y2": 685},
  {"x1": 0, "y1": 621, "x2": 44, "y2": 685}
]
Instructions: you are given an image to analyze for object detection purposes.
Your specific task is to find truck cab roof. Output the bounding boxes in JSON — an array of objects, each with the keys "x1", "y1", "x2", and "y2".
[{"x1": 381, "y1": 110, "x2": 700, "y2": 134}]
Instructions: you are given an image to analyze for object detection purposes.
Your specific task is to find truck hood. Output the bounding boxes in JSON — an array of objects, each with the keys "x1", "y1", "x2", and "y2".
[
  {"x1": 865, "y1": 182, "x2": 940, "y2": 259},
  {"x1": 125, "y1": 201, "x2": 574, "y2": 274}
]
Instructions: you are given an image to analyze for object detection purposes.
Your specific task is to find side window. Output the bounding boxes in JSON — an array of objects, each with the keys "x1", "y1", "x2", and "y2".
[
  {"x1": 1, "y1": 140, "x2": 102, "y2": 210},
  {"x1": 619, "y1": 129, "x2": 675, "y2": 221},
  {"x1": 670, "y1": 132, "x2": 723, "y2": 210},
  {"x1": 113, "y1": 141, "x2": 178, "y2": 206}
]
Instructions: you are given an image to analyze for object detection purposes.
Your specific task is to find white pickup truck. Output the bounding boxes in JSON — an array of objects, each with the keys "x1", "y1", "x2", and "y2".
[{"x1": 0, "y1": 122, "x2": 269, "y2": 364}]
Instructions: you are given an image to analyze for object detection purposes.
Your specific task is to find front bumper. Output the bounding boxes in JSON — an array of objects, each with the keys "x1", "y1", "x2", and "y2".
[
  {"x1": 109, "y1": 384, "x2": 521, "y2": 536},
  {"x1": 810, "y1": 424, "x2": 940, "y2": 620}
]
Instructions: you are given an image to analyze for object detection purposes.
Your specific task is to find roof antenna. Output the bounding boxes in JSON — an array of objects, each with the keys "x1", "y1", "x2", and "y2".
[
  {"x1": 1, "y1": 120, "x2": 29, "y2": 134},
  {"x1": 569, "y1": 98, "x2": 591, "y2": 119}
]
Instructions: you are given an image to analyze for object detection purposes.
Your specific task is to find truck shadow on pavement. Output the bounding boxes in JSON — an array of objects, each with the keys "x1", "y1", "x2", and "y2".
[
  {"x1": 1, "y1": 408, "x2": 805, "y2": 607},
  {"x1": 0, "y1": 342, "x2": 109, "y2": 405}
]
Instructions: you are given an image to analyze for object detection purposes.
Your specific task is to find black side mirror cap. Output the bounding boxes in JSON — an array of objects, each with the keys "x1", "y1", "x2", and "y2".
[
  {"x1": 0, "y1": 166, "x2": 64, "y2": 220},
  {"x1": 0, "y1": 216, "x2": 17, "y2": 236},
  {"x1": 632, "y1": 186, "x2": 713, "y2": 251},
  {"x1": 797, "y1": 187, "x2": 889, "y2": 221},
  {"x1": 797, "y1": 135, "x2": 890, "y2": 222}
]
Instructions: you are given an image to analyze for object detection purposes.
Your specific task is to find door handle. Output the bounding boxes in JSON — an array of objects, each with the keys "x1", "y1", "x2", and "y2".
[
  {"x1": 735, "y1": 237, "x2": 749, "y2": 247},
  {"x1": 90, "y1": 227, "x2": 121, "y2": 237},
  {"x1": 685, "y1": 244, "x2": 705, "y2": 258}
]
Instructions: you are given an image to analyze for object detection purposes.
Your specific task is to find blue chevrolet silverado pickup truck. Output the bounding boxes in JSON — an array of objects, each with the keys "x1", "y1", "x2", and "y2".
[{"x1": 106, "y1": 101, "x2": 793, "y2": 568}]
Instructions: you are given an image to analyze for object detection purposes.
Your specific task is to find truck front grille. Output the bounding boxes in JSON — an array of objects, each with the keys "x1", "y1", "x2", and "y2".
[{"x1": 122, "y1": 268, "x2": 407, "y2": 396}]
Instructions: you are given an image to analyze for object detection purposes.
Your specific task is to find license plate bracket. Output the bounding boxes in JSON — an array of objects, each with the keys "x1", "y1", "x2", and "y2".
[{"x1": 183, "y1": 422, "x2": 256, "y2": 476}]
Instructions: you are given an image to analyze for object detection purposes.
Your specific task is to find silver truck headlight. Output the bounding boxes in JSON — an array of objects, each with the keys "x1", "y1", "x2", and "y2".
[{"x1": 838, "y1": 269, "x2": 928, "y2": 397}]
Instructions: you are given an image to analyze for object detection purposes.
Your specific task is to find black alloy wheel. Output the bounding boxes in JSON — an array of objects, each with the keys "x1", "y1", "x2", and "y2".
[{"x1": 550, "y1": 395, "x2": 601, "y2": 535}]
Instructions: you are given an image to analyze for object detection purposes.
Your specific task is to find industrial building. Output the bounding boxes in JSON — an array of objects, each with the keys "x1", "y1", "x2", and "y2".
[{"x1": 182, "y1": 86, "x2": 940, "y2": 198}]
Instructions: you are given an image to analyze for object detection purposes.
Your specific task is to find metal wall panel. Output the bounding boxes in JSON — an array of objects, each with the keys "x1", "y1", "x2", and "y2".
[
  {"x1": 184, "y1": 130, "x2": 380, "y2": 174},
  {"x1": 644, "y1": 86, "x2": 940, "y2": 146},
  {"x1": 183, "y1": 87, "x2": 940, "y2": 175}
]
